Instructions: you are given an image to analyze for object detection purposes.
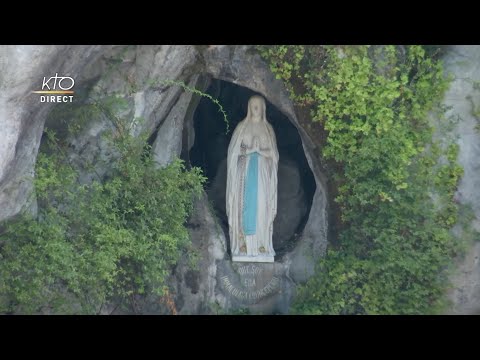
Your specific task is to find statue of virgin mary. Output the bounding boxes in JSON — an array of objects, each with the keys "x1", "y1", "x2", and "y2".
[{"x1": 226, "y1": 95, "x2": 279, "y2": 263}]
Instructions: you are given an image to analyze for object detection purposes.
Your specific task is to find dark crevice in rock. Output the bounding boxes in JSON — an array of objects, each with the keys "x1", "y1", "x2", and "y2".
[
  {"x1": 184, "y1": 270, "x2": 200, "y2": 294},
  {"x1": 179, "y1": 75, "x2": 211, "y2": 166}
]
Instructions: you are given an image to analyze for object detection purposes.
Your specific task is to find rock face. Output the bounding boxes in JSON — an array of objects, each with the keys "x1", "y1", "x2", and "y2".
[
  {"x1": 439, "y1": 45, "x2": 480, "y2": 314},
  {"x1": 0, "y1": 45, "x2": 108, "y2": 221},
  {"x1": 152, "y1": 75, "x2": 200, "y2": 168},
  {"x1": 64, "y1": 46, "x2": 201, "y2": 181},
  {"x1": 0, "y1": 45, "x2": 329, "y2": 314}
]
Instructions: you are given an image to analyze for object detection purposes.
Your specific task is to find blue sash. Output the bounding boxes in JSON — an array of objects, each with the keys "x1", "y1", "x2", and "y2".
[{"x1": 243, "y1": 152, "x2": 259, "y2": 235}]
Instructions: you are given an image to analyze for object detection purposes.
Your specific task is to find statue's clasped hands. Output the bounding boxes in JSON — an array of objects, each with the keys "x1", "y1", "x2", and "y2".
[{"x1": 253, "y1": 137, "x2": 260, "y2": 152}]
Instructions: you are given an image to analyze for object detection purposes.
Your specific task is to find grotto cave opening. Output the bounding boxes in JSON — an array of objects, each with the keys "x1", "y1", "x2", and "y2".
[{"x1": 189, "y1": 79, "x2": 316, "y2": 257}]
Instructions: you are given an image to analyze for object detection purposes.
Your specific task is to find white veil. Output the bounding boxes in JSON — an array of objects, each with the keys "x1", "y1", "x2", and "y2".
[{"x1": 226, "y1": 95, "x2": 279, "y2": 256}]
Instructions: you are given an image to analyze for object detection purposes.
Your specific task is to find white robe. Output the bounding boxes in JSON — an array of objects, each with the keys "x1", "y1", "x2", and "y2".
[{"x1": 226, "y1": 110, "x2": 278, "y2": 262}]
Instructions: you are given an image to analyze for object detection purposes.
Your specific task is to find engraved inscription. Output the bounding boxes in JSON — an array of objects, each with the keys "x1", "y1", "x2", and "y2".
[
  {"x1": 238, "y1": 264, "x2": 262, "y2": 276},
  {"x1": 221, "y1": 275, "x2": 280, "y2": 302},
  {"x1": 243, "y1": 278, "x2": 256, "y2": 288}
]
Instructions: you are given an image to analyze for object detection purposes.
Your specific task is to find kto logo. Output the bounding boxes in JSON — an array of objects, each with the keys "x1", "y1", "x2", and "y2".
[{"x1": 32, "y1": 73, "x2": 75, "y2": 103}]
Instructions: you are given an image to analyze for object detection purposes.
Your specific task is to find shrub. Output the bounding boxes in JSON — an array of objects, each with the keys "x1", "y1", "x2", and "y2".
[
  {"x1": 0, "y1": 95, "x2": 205, "y2": 314},
  {"x1": 259, "y1": 45, "x2": 465, "y2": 314}
]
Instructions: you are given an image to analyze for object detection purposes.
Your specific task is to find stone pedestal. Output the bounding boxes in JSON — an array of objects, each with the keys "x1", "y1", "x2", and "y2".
[
  {"x1": 217, "y1": 262, "x2": 283, "y2": 310},
  {"x1": 232, "y1": 255, "x2": 274, "y2": 263}
]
